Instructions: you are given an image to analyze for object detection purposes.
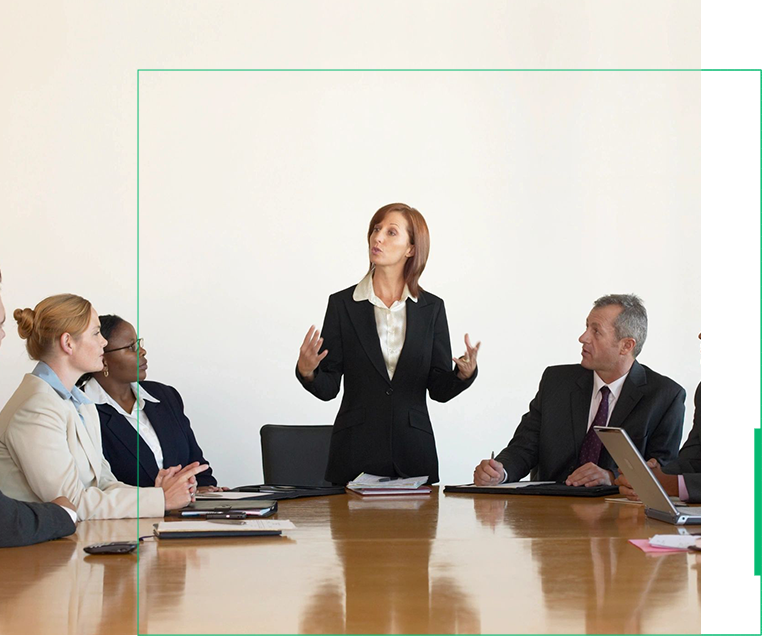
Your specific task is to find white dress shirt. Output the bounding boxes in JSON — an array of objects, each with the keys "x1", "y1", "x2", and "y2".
[
  {"x1": 84, "y1": 380, "x2": 165, "y2": 469},
  {"x1": 586, "y1": 371, "x2": 630, "y2": 431},
  {"x1": 352, "y1": 270, "x2": 418, "y2": 380},
  {"x1": 59, "y1": 505, "x2": 78, "y2": 523}
]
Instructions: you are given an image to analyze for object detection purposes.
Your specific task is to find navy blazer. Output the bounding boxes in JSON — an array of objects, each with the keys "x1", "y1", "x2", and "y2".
[
  {"x1": 97, "y1": 381, "x2": 216, "y2": 487},
  {"x1": 297, "y1": 286, "x2": 477, "y2": 485}
]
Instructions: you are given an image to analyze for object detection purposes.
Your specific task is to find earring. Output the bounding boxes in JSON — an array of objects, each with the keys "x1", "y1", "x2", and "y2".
[{"x1": 103, "y1": 363, "x2": 109, "y2": 378}]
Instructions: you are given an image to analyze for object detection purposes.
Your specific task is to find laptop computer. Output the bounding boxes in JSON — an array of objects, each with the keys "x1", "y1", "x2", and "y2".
[{"x1": 595, "y1": 426, "x2": 701, "y2": 526}]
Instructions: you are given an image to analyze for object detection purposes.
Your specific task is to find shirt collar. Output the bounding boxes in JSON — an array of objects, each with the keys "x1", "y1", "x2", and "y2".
[
  {"x1": 83, "y1": 378, "x2": 160, "y2": 417},
  {"x1": 593, "y1": 369, "x2": 629, "y2": 401},
  {"x1": 31, "y1": 361, "x2": 93, "y2": 408},
  {"x1": 352, "y1": 269, "x2": 418, "y2": 310}
]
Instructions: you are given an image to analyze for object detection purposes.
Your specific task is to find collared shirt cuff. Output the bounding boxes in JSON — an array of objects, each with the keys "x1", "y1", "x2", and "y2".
[
  {"x1": 678, "y1": 475, "x2": 688, "y2": 501},
  {"x1": 58, "y1": 504, "x2": 78, "y2": 524}
]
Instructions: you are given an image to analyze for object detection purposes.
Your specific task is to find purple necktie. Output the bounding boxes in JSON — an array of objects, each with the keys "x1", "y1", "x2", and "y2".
[{"x1": 578, "y1": 385, "x2": 611, "y2": 467}]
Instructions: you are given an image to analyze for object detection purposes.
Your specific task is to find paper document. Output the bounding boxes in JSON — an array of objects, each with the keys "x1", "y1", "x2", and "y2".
[
  {"x1": 155, "y1": 520, "x2": 296, "y2": 533},
  {"x1": 196, "y1": 492, "x2": 272, "y2": 500},
  {"x1": 347, "y1": 473, "x2": 428, "y2": 489},
  {"x1": 629, "y1": 539, "x2": 686, "y2": 554},
  {"x1": 454, "y1": 481, "x2": 555, "y2": 489},
  {"x1": 649, "y1": 534, "x2": 700, "y2": 550}
]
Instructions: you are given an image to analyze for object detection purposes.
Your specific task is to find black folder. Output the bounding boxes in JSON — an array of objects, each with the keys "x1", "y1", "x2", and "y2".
[
  {"x1": 166, "y1": 500, "x2": 278, "y2": 518},
  {"x1": 233, "y1": 485, "x2": 346, "y2": 500},
  {"x1": 444, "y1": 483, "x2": 619, "y2": 497}
]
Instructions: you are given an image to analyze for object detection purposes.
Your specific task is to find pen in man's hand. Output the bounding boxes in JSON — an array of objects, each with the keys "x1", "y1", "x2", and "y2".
[{"x1": 490, "y1": 451, "x2": 495, "y2": 460}]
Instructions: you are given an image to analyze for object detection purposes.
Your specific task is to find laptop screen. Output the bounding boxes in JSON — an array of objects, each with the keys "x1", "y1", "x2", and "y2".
[{"x1": 594, "y1": 427, "x2": 678, "y2": 516}]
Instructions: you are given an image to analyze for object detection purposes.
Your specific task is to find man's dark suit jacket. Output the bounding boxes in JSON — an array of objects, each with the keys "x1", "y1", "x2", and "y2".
[
  {"x1": 0, "y1": 489, "x2": 75, "y2": 548},
  {"x1": 297, "y1": 286, "x2": 476, "y2": 485},
  {"x1": 496, "y1": 361, "x2": 686, "y2": 483},
  {"x1": 97, "y1": 381, "x2": 216, "y2": 487},
  {"x1": 663, "y1": 383, "x2": 701, "y2": 503}
]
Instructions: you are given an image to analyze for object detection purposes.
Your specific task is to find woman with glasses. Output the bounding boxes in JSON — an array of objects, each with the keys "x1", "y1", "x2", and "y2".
[
  {"x1": 78, "y1": 315, "x2": 223, "y2": 492},
  {"x1": 0, "y1": 295, "x2": 207, "y2": 520}
]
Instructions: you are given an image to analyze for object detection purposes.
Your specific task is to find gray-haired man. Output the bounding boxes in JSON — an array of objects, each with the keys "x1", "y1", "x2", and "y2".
[{"x1": 474, "y1": 294, "x2": 686, "y2": 487}]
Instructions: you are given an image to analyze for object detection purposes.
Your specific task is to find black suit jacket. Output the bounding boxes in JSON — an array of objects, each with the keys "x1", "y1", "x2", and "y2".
[
  {"x1": 496, "y1": 362, "x2": 686, "y2": 483},
  {"x1": 0, "y1": 489, "x2": 75, "y2": 548},
  {"x1": 97, "y1": 381, "x2": 216, "y2": 487},
  {"x1": 297, "y1": 286, "x2": 477, "y2": 484},
  {"x1": 663, "y1": 383, "x2": 700, "y2": 503}
]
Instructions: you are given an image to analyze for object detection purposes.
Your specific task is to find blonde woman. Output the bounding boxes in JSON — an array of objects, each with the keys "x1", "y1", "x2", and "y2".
[
  {"x1": 0, "y1": 294, "x2": 207, "y2": 520},
  {"x1": 0, "y1": 269, "x2": 77, "y2": 546}
]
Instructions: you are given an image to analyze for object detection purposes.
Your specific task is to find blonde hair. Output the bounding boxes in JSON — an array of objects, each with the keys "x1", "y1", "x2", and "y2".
[
  {"x1": 367, "y1": 203, "x2": 430, "y2": 298},
  {"x1": 14, "y1": 294, "x2": 93, "y2": 360}
]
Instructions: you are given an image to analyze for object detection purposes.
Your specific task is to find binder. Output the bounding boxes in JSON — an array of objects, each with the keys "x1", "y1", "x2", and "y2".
[
  {"x1": 166, "y1": 500, "x2": 278, "y2": 518},
  {"x1": 233, "y1": 485, "x2": 346, "y2": 500},
  {"x1": 444, "y1": 483, "x2": 619, "y2": 497}
]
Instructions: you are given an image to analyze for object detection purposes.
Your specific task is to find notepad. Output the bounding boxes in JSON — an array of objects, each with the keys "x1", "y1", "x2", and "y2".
[
  {"x1": 153, "y1": 519, "x2": 295, "y2": 540},
  {"x1": 347, "y1": 473, "x2": 428, "y2": 490},
  {"x1": 348, "y1": 486, "x2": 432, "y2": 496}
]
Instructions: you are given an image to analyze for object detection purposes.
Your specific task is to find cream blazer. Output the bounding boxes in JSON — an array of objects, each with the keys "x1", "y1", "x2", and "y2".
[{"x1": 0, "y1": 374, "x2": 165, "y2": 520}]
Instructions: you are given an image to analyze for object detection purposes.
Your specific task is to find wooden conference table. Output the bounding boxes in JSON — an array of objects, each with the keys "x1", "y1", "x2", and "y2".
[{"x1": 0, "y1": 488, "x2": 700, "y2": 635}]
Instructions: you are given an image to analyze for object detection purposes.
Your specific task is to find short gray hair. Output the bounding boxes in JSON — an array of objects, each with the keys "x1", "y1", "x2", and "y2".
[{"x1": 593, "y1": 294, "x2": 648, "y2": 357}]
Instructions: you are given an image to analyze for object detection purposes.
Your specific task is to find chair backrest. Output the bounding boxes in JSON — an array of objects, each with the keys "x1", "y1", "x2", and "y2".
[{"x1": 260, "y1": 424, "x2": 334, "y2": 486}]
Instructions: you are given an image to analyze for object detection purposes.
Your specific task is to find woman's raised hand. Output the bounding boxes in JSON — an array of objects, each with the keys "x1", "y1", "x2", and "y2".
[
  {"x1": 453, "y1": 333, "x2": 481, "y2": 380},
  {"x1": 297, "y1": 325, "x2": 328, "y2": 382}
]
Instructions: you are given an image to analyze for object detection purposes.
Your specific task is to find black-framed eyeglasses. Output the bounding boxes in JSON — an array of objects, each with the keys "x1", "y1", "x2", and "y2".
[{"x1": 104, "y1": 338, "x2": 144, "y2": 354}]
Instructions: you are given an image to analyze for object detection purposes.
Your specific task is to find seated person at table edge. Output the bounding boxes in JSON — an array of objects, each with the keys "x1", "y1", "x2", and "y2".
[
  {"x1": 0, "y1": 293, "x2": 207, "y2": 520},
  {"x1": 78, "y1": 315, "x2": 220, "y2": 491},
  {"x1": 617, "y1": 382, "x2": 700, "y2": 503},
  {"x1": 474, "y1": 294, "x2": 685, "y2": 487},
  {"x1": 0, "y1": 267, "x2": 76, "y2": 547}
]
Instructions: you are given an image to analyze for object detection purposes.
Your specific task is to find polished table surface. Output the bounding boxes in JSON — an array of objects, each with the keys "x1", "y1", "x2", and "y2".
[{"x1": 0, "y1": 488, "x2": 700, "y2": 634}]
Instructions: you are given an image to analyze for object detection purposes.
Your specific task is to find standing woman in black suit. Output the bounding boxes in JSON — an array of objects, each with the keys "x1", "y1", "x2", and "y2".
[{"x1": 296, "y1": 203, "x2": 480, "y2": 484}]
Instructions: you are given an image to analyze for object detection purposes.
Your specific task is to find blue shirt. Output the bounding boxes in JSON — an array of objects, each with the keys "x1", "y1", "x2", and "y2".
[{"x1": 31, "y1": 362, "x2": 93, "y2": 425}]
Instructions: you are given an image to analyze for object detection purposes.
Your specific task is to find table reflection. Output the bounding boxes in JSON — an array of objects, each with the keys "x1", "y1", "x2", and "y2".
[
  {"x1": 300, "y1": 492, "x2": 479, "y2": 634},
  {"x1": 471, "y1": 495, "x2": 698, "y2": 634}
]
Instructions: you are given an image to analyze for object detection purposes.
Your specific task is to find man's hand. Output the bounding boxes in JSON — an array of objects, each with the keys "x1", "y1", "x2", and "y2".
[
  {"x1": 615, "y1": 458, "x2": 680, "y2": 499},
  {"x1": 473, "y1": 458, "x2": 505, "y2": 486},
  {"x1": 614, "y1": 472, "x2": 639, "y2": 500},
  {"x1": 565, "y1": 462, "x2": 614, "y2": 487}
]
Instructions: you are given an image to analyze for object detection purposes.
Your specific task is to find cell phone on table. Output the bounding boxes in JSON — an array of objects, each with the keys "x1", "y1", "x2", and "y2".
[{"x1": 83, "y1": 541, "x2": 139, "y2": 555}]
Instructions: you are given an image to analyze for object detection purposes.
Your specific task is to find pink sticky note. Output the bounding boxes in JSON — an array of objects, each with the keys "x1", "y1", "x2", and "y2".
[{"x1": 629, "y1": 539, "x2": 687, "y2": 554}]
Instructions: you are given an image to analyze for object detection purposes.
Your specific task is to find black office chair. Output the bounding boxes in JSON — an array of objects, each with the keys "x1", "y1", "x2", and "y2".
[{"x1": 259, "y1": 424, "x2": 334, "y2": 486}]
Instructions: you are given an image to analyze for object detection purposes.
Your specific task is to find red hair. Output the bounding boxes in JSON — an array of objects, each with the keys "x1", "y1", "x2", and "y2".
[{"x1": 367, "y1": 203, "x2": 430, "y2": 298}]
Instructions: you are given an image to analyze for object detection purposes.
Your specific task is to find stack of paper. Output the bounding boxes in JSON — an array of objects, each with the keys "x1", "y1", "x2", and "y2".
[
  {"x1": 346, "y1": 473, "x2": 431, "y2": 496},
  {"x1": 629, "y1": 533, "x2": 701, "y2": 554}
]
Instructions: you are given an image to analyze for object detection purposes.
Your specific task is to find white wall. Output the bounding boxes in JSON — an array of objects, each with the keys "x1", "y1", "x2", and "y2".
[
  {"x1": 0, "y1": 4, "x2": 700, "y2": 489},
  {"x1": 134, "y1": 70, "x2": 700, "y2": 487}
]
